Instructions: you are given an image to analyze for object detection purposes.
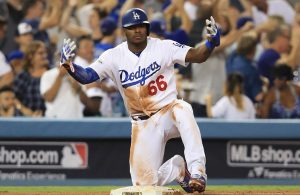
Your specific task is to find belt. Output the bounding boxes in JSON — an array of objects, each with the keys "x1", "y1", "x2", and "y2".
[
  {"x1": 131, "y1": 115, "x2": 150, "y2": 121},
  {"x1": 131, "y1": 109, "x2": 161, "y2": 121}
]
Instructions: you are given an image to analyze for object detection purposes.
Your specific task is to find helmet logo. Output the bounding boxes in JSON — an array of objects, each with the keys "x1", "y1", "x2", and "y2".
[{"x1": 132, "y1": 12, "x2": 140, "y2": 20}]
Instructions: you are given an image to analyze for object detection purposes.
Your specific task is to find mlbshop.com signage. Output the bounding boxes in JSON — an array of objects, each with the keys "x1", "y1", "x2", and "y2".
[
  {"x1": 0, "y1": 139, "x2": 133, "y2": 181},
  {"x1": 1, "y1": 139, "x2": 300, "y2": 181},
  {"x1": 0, "y1": 142, "x2": 88, "y2": 169},
  {"x1": 224, "y1": 141, "x2": 300, "y2": 179},
  {"x1": 0, "y1": 141, "x2": 90, "y2": 181},
  {"x1": 227, "y1": 141, "x2": 300, "y2": 168},
  {"x1": 205, "y1": 140, "x2": 300, "y2": 179}
]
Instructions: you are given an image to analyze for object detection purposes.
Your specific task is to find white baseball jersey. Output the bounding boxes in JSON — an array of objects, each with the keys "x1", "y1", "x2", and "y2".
[{"x1": 89, "y1": 37, "x2": 190, "y2": 116}]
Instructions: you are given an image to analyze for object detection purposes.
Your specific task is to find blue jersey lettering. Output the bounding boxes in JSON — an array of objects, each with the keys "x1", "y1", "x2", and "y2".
[{"x1": 119, "y1": 61, "x2": 161, "y2": 88}]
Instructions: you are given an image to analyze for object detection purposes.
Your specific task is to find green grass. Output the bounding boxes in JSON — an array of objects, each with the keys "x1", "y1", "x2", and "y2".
[
  {"x1": 0, "y1": 186, "x2": 118, "y2": 192},
  {"x1": 207, "y1": 185, "x2": 300, "y2": 191},
  {"x1": 0, "y1": 186, "x2": 300, "y2": 192}
]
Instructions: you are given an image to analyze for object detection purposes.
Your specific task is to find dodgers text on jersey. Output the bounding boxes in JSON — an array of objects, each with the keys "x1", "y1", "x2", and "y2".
[{"x1": 119, "y1": 61, "x2": 161, "y2": 88}]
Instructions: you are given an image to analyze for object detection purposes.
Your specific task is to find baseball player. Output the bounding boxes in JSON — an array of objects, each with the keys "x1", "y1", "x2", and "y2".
[{"x1": 60, "y1": 8, "x2": 220, "y2": 193}]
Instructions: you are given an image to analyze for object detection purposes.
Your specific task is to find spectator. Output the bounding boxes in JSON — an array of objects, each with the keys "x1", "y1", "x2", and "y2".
[
  {"x1": 0, "y1": 86, "x2": 23, "y2": 117},
  {"x1": 189, "y1": 2, "x2": 254, "y2": 117},
  {"x1": 261, "y1": 64, "x2": 300, "y2": 118},
  {"x1": 55, "y1": 0, "x2": 94, "y2": 56},
  {"x1": 95, "y1": 18, "x2": 126, "y2": 117},
  {"x1": 257, "y1": 25, "x2": 292, "y2": 86},
  {"x1": 248, "y1": 0, "x2": 295, "y2": 25},
  {"x1": 88, "y1": 6, "x2": 107, "y2": 42},
  {"x1": 6, "y1": 22, "x2": 33, "y2": 77},
  {"x1": 206, "y1": 73, "x2": 256, "y2": 119},
  {"x1": 187, "y1": 0, "x2": 207, "y2": 47},
  {"x1": 226, "y1": 32, "x2": 264, "y2": 103},
  {"x1": 76, "y1": 0, "x2": 118, "y2": 29},
  {"x1": 21, "y1": 0, "x2": 62, "y2": 42},
  {"x1": 0, "y1": 86, "x2": 40, "y2": 117},
  {"x1": 94, "y1": 17, "x2": 118, "y2": 57},
  {"x1": 15, "y1": 22, "x2": 34, "y2": 53},
  {"x1": 0, "y1": 16, "x2": 14, "y2": 88},
  {"x1": 252, "y1": 15, "x2": 286, "y2": 61},
  {"x1": 119, "y1": 0, "x2": 145, "y2": 20},
  {"x1": 7, "y1": 50, "x2": 24, "y2": 76},
  {"x1": 0, "y1": 0, "x2": 23, "y2": 55},
  {"x1": 149, "y1": 0, "x2": 192, "y2": 81},
  {"x1": 186, "y1": 0, "x2": 246, "y2": 47},
  {"x1": 60, "y1": 3, "x2": 110, "y2": 46},
  {"x1": 149, "y1": 0, "x2": 192, "y2": 45},
  {"x1": 13, "y1": 40, "x2": 48, "y2": 115},
  {"x1": 257, "y1": 24, "x2": 300, "y2": 86},
  {"x1": 276, "y1": 17, "x2": 300, "y2": 70},
  {"x1": 144, "y1": 0, "x2": 165, "y2": 18},
  {"x1": 40, "y1": 64, "x2": 99, "y2": 118},
  {"x1": 74, "y1": 35, "x2": 103, "y2": 116},
  {"x1": 184, "y1": 0, "x2": 199, "y2": 22},
  {"x1": 21, "y1": 0, "x2": 63, "y2": 67}
]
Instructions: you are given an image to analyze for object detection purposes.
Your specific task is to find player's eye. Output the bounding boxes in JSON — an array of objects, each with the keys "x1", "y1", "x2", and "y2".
[{"x1": 125, "y1": 24, "x2": 146, "y2": 30}]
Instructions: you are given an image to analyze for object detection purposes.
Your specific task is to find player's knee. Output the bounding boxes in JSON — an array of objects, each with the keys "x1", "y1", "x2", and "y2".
[
  {"x1": 181, "y1": 100, "x2": 193, "y2": 112},
  {"x1": 172, "y1": 155, "x2": 185, "y2": 167},
  {"x1": 172, "y1": 100, "x2": 194, "y2": 120}
]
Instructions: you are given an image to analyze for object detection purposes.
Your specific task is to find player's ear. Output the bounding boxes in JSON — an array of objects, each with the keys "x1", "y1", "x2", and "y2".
[{"x1": 121, "y1": 28, "x2": 127, "y2": 37}]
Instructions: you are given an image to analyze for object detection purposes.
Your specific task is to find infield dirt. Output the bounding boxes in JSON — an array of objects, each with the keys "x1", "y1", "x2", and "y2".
[{"x1": 1, "y1": 191, "x2": 300, "y2": 195}]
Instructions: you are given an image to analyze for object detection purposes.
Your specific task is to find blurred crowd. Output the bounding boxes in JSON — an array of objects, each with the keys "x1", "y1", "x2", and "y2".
[{"x1": 0, "y1": 0, "x2": 300, "y2": 119}]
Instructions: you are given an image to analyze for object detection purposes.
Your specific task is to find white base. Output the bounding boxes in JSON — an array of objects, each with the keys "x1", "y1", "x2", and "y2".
[{"x1": 110, "y1": 186, "x2": 181, "y2": 195}]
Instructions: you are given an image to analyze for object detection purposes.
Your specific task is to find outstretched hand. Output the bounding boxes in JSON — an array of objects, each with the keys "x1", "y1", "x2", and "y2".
[
  {"x1": 60, "y1": 38, "x2": 76, "y2": 72},
  {"x1": 205, "y1": 16, "x2": 220, "y2": 50}
]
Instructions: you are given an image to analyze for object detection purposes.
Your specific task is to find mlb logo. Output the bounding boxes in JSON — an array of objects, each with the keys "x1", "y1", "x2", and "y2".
[{"x1": 61, "y1": 143, "x2": 88, "y2": 168}]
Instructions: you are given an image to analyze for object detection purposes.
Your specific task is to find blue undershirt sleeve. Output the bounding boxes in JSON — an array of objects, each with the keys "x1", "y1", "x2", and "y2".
[{"x1": 67, "y1": 63, "x2": 100, "y2": 84}]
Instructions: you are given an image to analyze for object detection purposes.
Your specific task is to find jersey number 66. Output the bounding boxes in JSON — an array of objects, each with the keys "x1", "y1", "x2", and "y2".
[{"x1": 148, "y1": 75, "x2": 168, "y2": 96}]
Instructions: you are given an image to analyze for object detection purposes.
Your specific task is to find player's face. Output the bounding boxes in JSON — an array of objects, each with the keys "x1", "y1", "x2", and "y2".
[{"x1": 124, "y1": 24, "x2": 148, "y2": 45}]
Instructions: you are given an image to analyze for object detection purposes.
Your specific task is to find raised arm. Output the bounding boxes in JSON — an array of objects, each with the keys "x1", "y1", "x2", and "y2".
[
  {"x1": 185, "y1": 16, "x2": 220, "y2": 63},
  {"x1": 39, "y1": 0, "x2": 63, "y2": 30},
  {"x1": 60, "y1": 0, "x2": 90, "y2": 38},
  {"x1": 60, "y1": 38, "x2": 99, "y2": 84}
]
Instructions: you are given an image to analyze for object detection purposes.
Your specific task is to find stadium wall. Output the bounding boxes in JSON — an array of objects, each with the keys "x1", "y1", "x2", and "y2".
[{"x1": 0, "y1": 118, "x2": 300, "y2": 186}]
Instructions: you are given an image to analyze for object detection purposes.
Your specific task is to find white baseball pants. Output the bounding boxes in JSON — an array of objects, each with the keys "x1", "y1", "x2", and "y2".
[{"x1": 129, "y1": 99, "x2": 207, "y2": 186}]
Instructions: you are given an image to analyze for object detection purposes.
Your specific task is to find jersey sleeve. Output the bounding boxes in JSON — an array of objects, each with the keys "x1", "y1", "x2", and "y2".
[
  {"x1": 163, "y1": 40, "x2": 191, "y2": 67},
  {"x1": 89, "y1": 49, "x2": 113, "y2": 81}
]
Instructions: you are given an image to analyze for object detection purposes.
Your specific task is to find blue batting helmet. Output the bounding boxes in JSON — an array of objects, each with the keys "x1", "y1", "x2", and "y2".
[{"x1": 122, "y1": 8, "x2": 150, "y2": 34}]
